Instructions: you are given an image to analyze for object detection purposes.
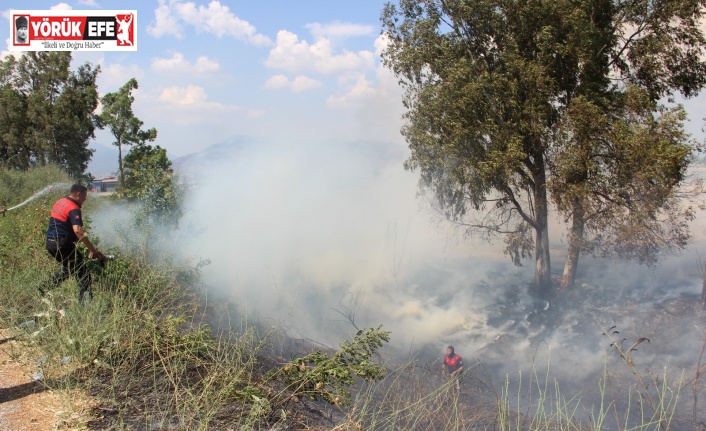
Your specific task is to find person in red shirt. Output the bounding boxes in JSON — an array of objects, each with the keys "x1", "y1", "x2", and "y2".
[
  {"x1": 39, "y1": 184, "x2": 106, "y2": 303},
  {"x1": 442, "y1": 345, "x2": 465, "y2": 391}
]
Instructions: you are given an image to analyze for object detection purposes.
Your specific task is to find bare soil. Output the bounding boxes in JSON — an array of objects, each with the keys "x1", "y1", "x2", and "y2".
[{"x1": 0, "y1": 330, "x2": 92, "y2": 431}]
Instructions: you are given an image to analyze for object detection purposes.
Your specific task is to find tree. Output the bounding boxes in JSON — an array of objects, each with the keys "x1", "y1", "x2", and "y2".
[
  {"x1": 122, "y1": 142, "x2": 182, "y2": 226},
  {"x1": 381, "y1": 0, "x2": 706, "y2": 295},
  {"x1": 99, "y1": 78, "x2": 157, "y2": 189},
  {"x1": 0, "y1": 52, "x2": 100, "y2": 177},
  {"x1": 0, "y1": 58, "x2": 28, "y2": 169},
  {"x1": 51, "y1": 62, "x2": 101, "y2": 177},
  {"x1": 551, "y1": 89, "x2": 697, "y2": 289}
]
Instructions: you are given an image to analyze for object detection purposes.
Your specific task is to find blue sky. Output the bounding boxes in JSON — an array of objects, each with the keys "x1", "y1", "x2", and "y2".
[
  {"x1": 2, "y1": 1, "x2": 706, "y2": 160},
  {"x1": 2, "y1": 0, "x2": 404, "y2": 159}
]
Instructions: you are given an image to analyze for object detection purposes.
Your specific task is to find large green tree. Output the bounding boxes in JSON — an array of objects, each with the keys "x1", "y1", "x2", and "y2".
[
  {"x1": 381, "y1": 0, "x2": 706, "y2": 295},
  {"x1": 99, "y1": 78, "x2": 157, "y2": 189},
  {"x1": 0, "y1": 52, "x2": 100, "y2": 177}
]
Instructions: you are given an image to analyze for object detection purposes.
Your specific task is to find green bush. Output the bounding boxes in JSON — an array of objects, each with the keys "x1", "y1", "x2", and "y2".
[{"x1": 273, "y1": 326, "x2": 390, "y2": 407}]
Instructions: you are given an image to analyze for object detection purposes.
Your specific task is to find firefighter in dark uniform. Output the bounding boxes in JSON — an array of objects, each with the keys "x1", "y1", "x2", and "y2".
[
  {"x1": 39, "y1": 184, "x2": 106, "y2": 303},
  {"x1": 442, "y1": 345, "x2": 465, "y2": 391}
]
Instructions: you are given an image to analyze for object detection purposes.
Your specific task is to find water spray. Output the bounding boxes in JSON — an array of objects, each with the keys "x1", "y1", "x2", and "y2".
[{"x1": 2, "y1": 183, "x2": 72, "y2": 215}]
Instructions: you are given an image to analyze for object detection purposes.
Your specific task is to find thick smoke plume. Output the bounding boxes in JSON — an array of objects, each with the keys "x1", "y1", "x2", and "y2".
[
  {"x1": 173, "y1": 137, "x2": 493, "y2": 345},
  {"x1": 90, "y1": 136, "x2": 706, "y2": 421}
]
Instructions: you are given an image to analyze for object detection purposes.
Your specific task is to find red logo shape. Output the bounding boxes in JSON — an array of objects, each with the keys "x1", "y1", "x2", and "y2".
[{"x1": 115, "y1": 13, "x2": 134, "y2": 46}]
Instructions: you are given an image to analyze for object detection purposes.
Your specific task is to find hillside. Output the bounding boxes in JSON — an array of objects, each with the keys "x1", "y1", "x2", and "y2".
[{"x1": 86, "y1": 142, "x2": 119, "y2": 178}]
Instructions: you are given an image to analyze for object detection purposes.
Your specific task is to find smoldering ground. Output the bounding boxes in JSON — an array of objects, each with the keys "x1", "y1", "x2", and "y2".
[{"x1": 89, "y1": 137, "x2": 706, "y2": 425}]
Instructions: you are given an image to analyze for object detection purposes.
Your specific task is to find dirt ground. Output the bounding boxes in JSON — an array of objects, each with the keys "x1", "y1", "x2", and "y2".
[{"x1": 0, "y1": 330, "x2": 90, "y2": 431}]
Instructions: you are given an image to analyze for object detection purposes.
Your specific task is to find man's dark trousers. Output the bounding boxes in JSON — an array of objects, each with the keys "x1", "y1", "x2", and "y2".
[{"x1": 41, "y1": 237, "x2": 91, "y2": 301}]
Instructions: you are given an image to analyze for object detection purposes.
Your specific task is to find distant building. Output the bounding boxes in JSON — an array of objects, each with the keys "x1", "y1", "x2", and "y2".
[{"x1": 91, "y1": 176, "x2": 118, "y2": 193}]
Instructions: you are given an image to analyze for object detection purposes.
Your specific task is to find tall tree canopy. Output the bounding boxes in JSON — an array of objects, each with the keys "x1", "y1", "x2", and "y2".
[
  {"x1": 381, "y1": 0, "x2": 706, "y2": 295},
  {"x1": 99, "y1": 78, "x2": 157, "y2": 189},
  {"x1": 0, "y1": 52, "x2": 100, "y2": 177}
]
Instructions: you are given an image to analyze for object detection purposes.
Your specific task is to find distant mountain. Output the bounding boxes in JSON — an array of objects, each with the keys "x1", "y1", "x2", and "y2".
[
  {"x1": 87, "y1": 142, "x2": 119, "y2": 178},
  {"x1": 172, "y1": 135, "x2": 407, "y2": 184},
  {"x1": 172, "y1": 135, "x2": 259, "y2": 180},
  {"x1": 87, "y1": 136, "x2": 257, "y2": 181}
]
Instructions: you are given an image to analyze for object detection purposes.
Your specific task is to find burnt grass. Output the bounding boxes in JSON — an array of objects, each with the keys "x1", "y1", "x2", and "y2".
[{"x1": 76, "y1": 275, "x2": 706, "y2": 431}]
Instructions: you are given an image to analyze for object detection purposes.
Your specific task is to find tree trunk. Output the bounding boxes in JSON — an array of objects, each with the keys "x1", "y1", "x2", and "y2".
[
  {"x1": 534, "y1": 213, "x2": 551, "y2": 296},
  {"x1": 532, "y1": 161, "x2": 552, "y2": 297},
  {"x1": 561, "y1": 202, "x2": 585, "y2": 290},
  {"x1": 118, "y1": 141, "x2": 124, "y2": 189}
]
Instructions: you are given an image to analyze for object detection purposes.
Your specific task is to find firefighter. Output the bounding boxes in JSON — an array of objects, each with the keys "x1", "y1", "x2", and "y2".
[
  {"x1": 442, "y1": 345, "x2": 464, "y2": 391},
  {"x1": 39, "y1": 184, "x2": 106, "y2": 303}
]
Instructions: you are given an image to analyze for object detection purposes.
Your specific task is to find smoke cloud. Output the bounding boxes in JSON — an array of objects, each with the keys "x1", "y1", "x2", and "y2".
[
  {"x1": 172, "y1": 136, "x2": 494, "y2": 345},
  {"x1": 90, "y1": 136, "x2": 706, "y2": 421}
]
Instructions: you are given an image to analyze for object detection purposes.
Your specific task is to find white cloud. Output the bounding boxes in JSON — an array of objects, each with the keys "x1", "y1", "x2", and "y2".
[
  {"x1": 305, "y1": 21, "x2": 375, "y2": 40},
  {"x1": 291, "y1": 76, "x2": 323, "y2": 92},
  {"x1": 152, "y1": 51, "x2": 220, "y2": 76},
  {"x1": 151, "y1": 85, "x2": 266, "y2": 127},
  {"x1": 265, "y1": 30, "x2": 375, "y2": 75},
  {"x1": 264, "y1": 74, "x2": 322, "y2": 92},
  {"x1": 97, "y1": 63, "x2": 145, "y2": 91},
  {"x1": 264, "y1": 74, "x2": 289, "y2": 90},
  {"x1": 50, "y1": 3, "x2": 73, "y2": 10},
  {"x1": 77, "y1": 0, "x2": 99, "y2": 6},
  {"x1": 148, "y1": 0, "x2": 271, "y2": 46},
  {"x1": 149, "y1": 0, "x2": 183, "y2": 38},
  {"x1": 159, "y1": 85, "x2": 213, "y2": 106},
  {"x1": 327, "y1": 73, "x2": 377, "y2": 108},
  {"x1": 375, "y1": 32, "x2": 392, "y2": 57},
  {"x1": 158, "y1": 85, "x2": 247, "y2": 113},
  {"x1": 325, "y1": 34, "x2": 402, "y2": 109}
]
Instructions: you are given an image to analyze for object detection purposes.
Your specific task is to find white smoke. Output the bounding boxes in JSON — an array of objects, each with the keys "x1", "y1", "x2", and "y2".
[
  {"x1": 89, "y1": 136, "x2": 706, "y2": 424},
  {"x1": 172, "y1": 137, "x2": 493, "y2": 345}
]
